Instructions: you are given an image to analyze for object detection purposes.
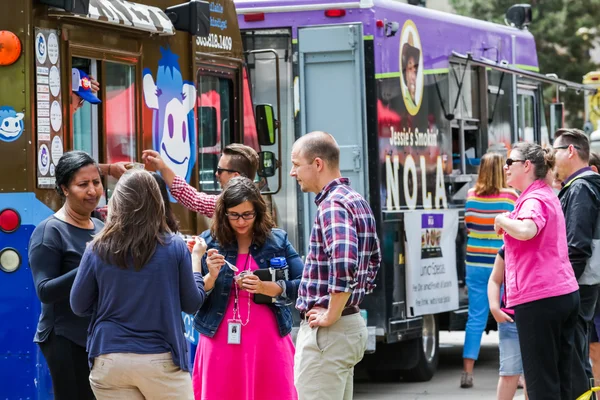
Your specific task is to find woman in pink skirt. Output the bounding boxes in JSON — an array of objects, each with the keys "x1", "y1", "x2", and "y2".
[{"x1": 191, "y1": 177, "x2": 303, "y2": 400}]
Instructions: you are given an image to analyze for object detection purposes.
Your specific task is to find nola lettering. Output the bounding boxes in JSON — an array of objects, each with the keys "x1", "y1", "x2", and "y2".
[
  {"x1": 389, "y1": 126, "x2": 438, "y2": 148},
  {"x1": 385, "y1": 154, "x2": 448, "y2": 210}
]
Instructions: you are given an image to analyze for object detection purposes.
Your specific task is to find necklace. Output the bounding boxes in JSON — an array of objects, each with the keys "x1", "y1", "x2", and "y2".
[
  {"x1": 232, "y1": 253, "x2": 252, "y2": 326},
  {"x1": 58, "y1": 206, "x2": 92, "y2": 229}
]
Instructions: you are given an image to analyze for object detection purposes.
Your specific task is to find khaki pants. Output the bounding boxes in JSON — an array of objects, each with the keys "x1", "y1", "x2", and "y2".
[
  {"x1": 294, "y1": 313, "x2": 368, "y2": 400},
  {"x1": 89, "y1": 352, "x2": 193, "y2": 400}
]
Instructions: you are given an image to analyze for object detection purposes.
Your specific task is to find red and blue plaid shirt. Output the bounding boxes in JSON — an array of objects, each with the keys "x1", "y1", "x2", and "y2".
[
  {"x1": 296, "y1": 178, "x2": 381, "y2": 313},
  {"x1": 170, "y1": 175, "x2": 218, "y2": 217}
]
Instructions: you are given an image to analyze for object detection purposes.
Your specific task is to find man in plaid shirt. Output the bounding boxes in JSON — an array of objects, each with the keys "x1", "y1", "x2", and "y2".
[
  {"x1": 142, "y1": 144, "x2": 259, "y2": 217},
  {"x1": 291, "y1": 131, "x2": 381, "y2": 400}
]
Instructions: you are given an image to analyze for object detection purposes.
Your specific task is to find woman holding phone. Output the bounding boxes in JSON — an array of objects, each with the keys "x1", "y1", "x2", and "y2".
[{"x1": 192, "y1": 177, "x2": 303, "y2": 400}]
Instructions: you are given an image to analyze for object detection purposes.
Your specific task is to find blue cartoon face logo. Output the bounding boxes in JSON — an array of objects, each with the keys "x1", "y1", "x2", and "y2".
[
  {"x1": 38, "y1": 36, "x2": 46, "y2": 56},
  {"x1": 0, "y1": 106, "x2": 25, "y2": 142},
  {"x1": 41, "y1": 147, "x2": 48, "y2": 166},
  {"x1": 143, "y1": 47, "x2": 196, "y2": 184}
]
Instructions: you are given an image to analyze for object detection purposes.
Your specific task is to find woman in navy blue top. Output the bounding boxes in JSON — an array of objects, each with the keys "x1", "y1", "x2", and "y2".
[{"x1": 70, "y1": 169, "x2": 206, "y2": 399}]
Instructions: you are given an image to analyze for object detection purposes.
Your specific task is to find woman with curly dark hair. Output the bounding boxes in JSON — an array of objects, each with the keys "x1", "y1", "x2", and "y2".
[{"x1": 192, "y1": 176, "x2": 303, "y2": 400}]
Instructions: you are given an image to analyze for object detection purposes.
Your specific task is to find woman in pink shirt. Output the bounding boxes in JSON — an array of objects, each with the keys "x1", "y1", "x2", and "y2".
[{"x1": 494, "y1": 142, "x2": 579, "y2": 400}]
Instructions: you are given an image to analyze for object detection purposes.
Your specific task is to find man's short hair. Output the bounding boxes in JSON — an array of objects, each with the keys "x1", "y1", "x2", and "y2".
[
  {"x1": 298, "y1": 131, "x2": 340, "y2": 169},
  {"x1": 555, "y1": 128, "x2": 590, "y2": 162},
  {"x1": 223, "y1": 144, "x2": 259, "y2": 180},
  {"x1": 589, "y1": 151, "x2": 600, "y2": 172}
]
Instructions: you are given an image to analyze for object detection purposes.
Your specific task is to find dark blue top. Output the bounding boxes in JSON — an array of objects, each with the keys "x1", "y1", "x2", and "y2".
[
  {"x1": 70, "y1": 234, "x2": 205, "y2": 371},
  {"x1": 193, "y1": 228, "x2": 303, "y2": 338},
  {"x1": 29, "y1": 215, "x2": 104, "y2": 347}
]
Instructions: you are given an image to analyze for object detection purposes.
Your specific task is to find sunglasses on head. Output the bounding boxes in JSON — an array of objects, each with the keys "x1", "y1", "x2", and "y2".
[{"x1": 505, "y1": 158, "x2": 526, "y2": 166}]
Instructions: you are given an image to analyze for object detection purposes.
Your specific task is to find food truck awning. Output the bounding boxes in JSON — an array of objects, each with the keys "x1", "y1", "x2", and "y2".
[
  {"x1": 450, "y1": 51, "x2": 597, "y2": 94},
  {"x1": 50, "y1": 0, "x2": 175, "y2": 36}
]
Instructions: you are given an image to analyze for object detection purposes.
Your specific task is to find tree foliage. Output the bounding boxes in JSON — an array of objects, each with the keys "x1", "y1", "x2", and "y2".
[{"x1": 450, "y1": 0, "x2": 600, "y2": 128}]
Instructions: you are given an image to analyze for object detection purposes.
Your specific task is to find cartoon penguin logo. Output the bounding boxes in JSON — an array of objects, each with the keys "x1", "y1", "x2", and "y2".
[
  {"x1": 36, "y1": 32, "x2": 47, "y2": 64},
  {"x1": 41, "y1": 147, "x2": 48, "y2": 167},
  {"x1": 0, "y1": 106, "x2": 24, "y2": 142},
  {"x1": 38, "y1": 36, "x2": 46, "y2": 56}
]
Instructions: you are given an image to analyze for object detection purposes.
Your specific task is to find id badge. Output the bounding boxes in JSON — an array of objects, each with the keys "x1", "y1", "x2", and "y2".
[{"x1": 227, "y1": 320, "x2": 241, "y2": 345}]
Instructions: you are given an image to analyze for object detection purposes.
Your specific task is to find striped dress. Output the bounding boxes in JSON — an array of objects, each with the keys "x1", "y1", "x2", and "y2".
[{"x1": 465, "y1": 188, "x2": 518, "y2": 268}]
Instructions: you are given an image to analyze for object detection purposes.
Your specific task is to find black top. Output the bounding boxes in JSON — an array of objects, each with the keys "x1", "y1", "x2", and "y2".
[
  {"x1": 558, "y1": 170, "x2": 600, "y2": 281},
  {"x1": 29, "y1": 215, "x2": 104, "y2": 347}
]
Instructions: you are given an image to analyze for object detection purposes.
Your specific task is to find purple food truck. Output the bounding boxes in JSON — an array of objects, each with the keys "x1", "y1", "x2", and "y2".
[{"x1": 234, "y1": 0, "x2": 595, "y2": 381}]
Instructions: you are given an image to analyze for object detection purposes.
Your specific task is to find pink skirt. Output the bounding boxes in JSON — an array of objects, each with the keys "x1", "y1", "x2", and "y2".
[{"x1": 192, "y1": 254, "x2": 297, "y2": 400}]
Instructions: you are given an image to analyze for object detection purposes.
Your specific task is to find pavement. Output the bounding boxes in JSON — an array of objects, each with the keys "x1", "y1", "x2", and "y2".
[{"x1": 354, "y1": 331, "x2": 526, "y2": 399}]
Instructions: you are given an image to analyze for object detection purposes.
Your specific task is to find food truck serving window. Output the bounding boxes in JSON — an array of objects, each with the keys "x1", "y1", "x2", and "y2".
[
  {"x1": 197, "y1": 73, "x2": 234, "y2": 192},
  {"x1": 71, "y1": 56, "x2": 138, "y2": 202}
]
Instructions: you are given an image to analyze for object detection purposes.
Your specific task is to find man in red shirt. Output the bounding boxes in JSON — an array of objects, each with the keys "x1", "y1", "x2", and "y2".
[{"x1": 142, "y1": 144, "x2": 259, "y2": 217}]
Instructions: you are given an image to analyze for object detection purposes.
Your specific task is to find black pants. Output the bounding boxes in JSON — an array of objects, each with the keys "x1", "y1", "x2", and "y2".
[
  {"x1": 38, "y1": 330, "x2": 95, "y2": 400},
  {"x1": 514, "y1": 291, "x2": 579, "y2": 400},
  {"x1": 571, "y1": 285, "x2": 600, "y2": 399}
]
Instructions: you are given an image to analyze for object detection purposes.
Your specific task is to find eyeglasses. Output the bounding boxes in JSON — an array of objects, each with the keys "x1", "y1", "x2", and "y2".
[
  {"x1": 226, "y1": 211, "x2": 256, "y2": 220},
  {"x1": 553, "y1": 145, "x2": 581, "y2": 150},
  {"x1": 217, "y1": 167, "x2": 239, "y2": 175},
  {"x1": 506, "y1": 158, "x2": 526, "y2": 166}
]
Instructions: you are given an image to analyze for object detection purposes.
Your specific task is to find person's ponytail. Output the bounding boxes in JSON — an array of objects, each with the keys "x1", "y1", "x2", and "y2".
[{"x1": 542, "y1": 147, "x2": 555, "y2": 173}]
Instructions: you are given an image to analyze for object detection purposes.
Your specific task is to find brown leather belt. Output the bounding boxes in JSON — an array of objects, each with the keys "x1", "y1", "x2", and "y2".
[{"x1": 300, "y1": 306, "x2": 360, "y2": 321}]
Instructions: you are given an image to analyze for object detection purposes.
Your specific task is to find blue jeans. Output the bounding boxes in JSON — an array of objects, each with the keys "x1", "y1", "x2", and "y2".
[
  {"x1": 463, "y1": 266, "x2": 493, "y2": 360},
  {"x1": 499, "y1": 321, "x2": 523, "y2": 376}
]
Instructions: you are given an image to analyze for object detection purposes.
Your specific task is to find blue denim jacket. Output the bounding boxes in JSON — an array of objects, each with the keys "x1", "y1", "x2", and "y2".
[{"x1": 193, "y1": 228, "x2": 304, "y2": 337}]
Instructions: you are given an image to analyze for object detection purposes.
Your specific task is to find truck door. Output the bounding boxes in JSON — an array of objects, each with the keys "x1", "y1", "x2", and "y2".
[
  {"x1": 70, "y1": 55, "x2": 139, "y2": 203},
  {"x1": 297, "y1": 24, "x2": 368, "y2": 247}
]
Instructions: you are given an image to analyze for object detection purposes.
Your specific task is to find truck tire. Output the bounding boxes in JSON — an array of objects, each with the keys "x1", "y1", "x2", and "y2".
[{"x1": 403, "y1": 314, "x2": 439, "y2": 382}]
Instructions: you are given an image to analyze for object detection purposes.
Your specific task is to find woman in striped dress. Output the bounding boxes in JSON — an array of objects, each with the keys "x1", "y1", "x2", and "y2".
[{"x1": 460, "y1": 152, "x2": 518, "y2": 388}]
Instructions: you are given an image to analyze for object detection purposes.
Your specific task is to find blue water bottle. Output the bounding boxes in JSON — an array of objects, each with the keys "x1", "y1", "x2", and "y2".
[
  {"x1": 270, "y1": 257, "x2": 288, "y2": 280},
  {"x1": 270, "y1": 257, "x2": 290, "y2": 306}
]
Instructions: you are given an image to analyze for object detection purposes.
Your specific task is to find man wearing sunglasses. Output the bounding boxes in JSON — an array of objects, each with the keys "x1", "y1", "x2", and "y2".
[
  {"x1": 142, "y1": 144, "x2": 259, "y2": 217},
  {"x1": 553, "y1": 128, "x2": 600, "y2": 399},
  {"x1": 71, "y1": 68, "x2": 128, "y2": 180}
]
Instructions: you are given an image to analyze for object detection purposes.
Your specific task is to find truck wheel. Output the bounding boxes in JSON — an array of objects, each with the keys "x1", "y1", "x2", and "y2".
[{"x1": 403, "y1": 314, "x2": 439, "y2": 382}]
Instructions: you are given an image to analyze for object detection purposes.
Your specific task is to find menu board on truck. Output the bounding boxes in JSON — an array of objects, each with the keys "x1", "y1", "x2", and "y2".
[{"x1": 35, "y1": 28, "x2": 63, "y2": 189}]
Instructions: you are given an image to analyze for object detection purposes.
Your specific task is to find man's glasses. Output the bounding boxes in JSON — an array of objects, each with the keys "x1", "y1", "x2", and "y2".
[
  {"x1": 226, "y1": 211, "x2": 256, "y2": 220},
  {"x1": 506, "y1": 158, "x2": 526, "y2": 166},
  {"x1": 217, "y1": 167, "x2": 239, "y2": 175}
]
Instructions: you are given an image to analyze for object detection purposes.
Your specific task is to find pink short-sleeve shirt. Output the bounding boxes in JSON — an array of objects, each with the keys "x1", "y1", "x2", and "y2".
[{"x1": 503, "y1": 179, "x2": 578, "y2": 307}]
